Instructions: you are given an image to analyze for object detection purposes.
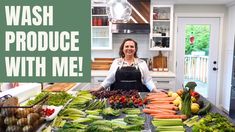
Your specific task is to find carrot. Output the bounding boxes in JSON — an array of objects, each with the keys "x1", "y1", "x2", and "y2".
[
  {"x1": 146, "y1": 95, "x2": 169, "y2": 100},
  {"x1": 150, "y1": 112, "x2": 175, "y2": 116},
  {"x1": 155, "y1": 109, "x2": 177, "y2": 114},
  {"x1": 149, "y1": 97, "x2": 175, "y2": 101},
  {"x1": 147, "y1": 92, "x2": 167, "y2": 96},
  {"x1": 149, "y1": 100, "x2": 173, "y2": 104},
  {"x1": 147, "y1": 93, "x2": 168, "y2": 96},
  {"x1": 142, "y1": 108, "x2": 176, "y2": 114},
  {"x1": 152, "y1": 114, "x2": 187, "y2": 119},
  {"x1": 146, "y1": 105, "x2": 178, "y2": 110},
  {"x1": 149, "y1": 106, "x2": 178, "y2": 111},
  {"x1": 147, "y1": 104, "x2": 176, "y2": 107}
]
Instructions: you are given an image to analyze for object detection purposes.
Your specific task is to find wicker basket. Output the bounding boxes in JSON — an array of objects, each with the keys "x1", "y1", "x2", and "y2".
[{"x1": 0, "y1": 94, "x2": 48, "y2": 132}]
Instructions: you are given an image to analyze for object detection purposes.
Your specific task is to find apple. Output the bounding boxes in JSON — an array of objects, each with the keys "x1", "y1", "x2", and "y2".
[{"x1": 191, "y1": 91, "x2": 200, "y2": 99}]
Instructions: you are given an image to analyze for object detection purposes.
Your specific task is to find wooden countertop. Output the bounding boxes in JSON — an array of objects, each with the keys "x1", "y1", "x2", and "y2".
[{"x1": 91, "y1": 70, "x2": 176, "y2": 78}]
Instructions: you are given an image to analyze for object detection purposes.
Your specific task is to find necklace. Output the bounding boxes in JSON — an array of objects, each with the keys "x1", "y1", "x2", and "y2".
[{"x1": 123, "y1": 58, "x2": 135, "y2": 66}]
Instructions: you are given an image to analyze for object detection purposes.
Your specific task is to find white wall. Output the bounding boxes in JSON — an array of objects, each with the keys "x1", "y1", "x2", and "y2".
[
  {"x1": 92, "y1": 34, "x2": 153, "y2": 58},
  {"x1": 221, "y1": 4, "x2": 235, "y2": 112},
  {"x1": 92, "y1": 34, "x2": 175, "y2": 71}
]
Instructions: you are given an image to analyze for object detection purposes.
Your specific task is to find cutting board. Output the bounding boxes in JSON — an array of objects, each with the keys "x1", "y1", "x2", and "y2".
[
  {"x1": 91, "y1": 58, "x2": 113, "y2": 70},
  {"x1": 91, "y1": 64, "x2": 111, "y2": 70},
  {"x1": 94, "y1": 58, "x2": 114, "y2": 61},
  {"x1": 153, "y1": 51, "x2": 167, "y2": 68},
  {"x1": 44, "y1": 83, "x2": 76, "y2": 92}
]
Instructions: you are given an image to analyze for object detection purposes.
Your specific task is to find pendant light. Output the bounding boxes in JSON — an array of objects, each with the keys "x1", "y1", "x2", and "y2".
[{"x1": 106, "y1": 0, "x2": 132, "y2": 23}]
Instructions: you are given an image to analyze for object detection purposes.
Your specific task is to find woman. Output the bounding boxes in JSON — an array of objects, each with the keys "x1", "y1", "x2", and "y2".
[{"x1": 91, "y1": 38, "x2": 158, "y2": 92}]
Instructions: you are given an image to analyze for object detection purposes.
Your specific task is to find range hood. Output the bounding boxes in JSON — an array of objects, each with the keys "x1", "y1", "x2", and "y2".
[
  {"x1": 112, "y1": 23, "x2": 150, "y2": 34},
  {"x1": 111, "y1": 0, "x2": 150, "y2": 34}
]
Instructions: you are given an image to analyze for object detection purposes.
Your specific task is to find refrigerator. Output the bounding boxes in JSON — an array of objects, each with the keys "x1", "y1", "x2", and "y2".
[{"x1": 229, "y1": 36, "x2": 235, "y2": 119}]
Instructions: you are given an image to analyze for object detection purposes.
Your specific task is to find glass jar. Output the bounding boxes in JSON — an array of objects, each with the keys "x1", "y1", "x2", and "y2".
[{"x1": 161, "y1": 9, "x2": 167, "y2": 20}]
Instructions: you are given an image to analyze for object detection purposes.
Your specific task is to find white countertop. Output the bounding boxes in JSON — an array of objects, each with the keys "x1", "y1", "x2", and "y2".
[
  {"x1": 0, "y1": 83, "x2": 41, "y2": 103},
  {"x1": 91, "y1": 70, "x2": 176, "y2": 78}
]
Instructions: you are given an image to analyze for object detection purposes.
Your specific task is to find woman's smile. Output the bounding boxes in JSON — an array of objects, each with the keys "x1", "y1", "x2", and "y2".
[{"x1": 123, "y1": 41, "x2": 136, "y2": 57}]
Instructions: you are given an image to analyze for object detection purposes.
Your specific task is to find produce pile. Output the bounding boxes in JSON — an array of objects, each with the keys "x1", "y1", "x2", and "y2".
[
  {"x1": 15, "y1": 83, "x2": 234, "y2": 132},
  {"x1": 192, "y1": 113, "x2": 235, "y2": 131},
  {"x1": 26, "y1": 92, "x2": 73, "y2": 106},
  {"x1": 42, "y1": 90, "x2": 146, "y2": 132},
  {"x1": 143, "y1": 82, "x2": 235, "y2": 131},
  {"x1": 90, "y1": 89, "x2": 139, "y2": 99},
  {"x1": 91, "y1": 90, "x2": 146, "y2": 109},
  {"x1": 0, "y1": 96, "x2": 44, "y2": 132},
  {"x1": 142, "y1": 92, "x2": 187, "y2": 131}
]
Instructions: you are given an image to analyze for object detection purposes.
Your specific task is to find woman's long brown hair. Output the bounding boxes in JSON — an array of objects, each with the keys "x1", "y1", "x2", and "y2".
[{"x1": 119, "y1": 38, "x2": 138, "y2": 58}]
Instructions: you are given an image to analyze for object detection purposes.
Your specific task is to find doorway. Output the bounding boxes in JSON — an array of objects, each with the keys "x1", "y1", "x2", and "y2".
[{"x1": 176, "y1": 17, "x2": 220, "y2": 104}]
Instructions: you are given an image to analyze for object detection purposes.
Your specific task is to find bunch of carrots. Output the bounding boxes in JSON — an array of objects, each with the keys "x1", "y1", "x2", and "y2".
[{"x1": 142, "y1": 92, "x2": 187, "y2": 120}]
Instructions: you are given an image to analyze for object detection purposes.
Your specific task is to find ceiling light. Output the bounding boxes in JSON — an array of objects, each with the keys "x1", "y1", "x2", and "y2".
[{"x1": 106, "y1": 0, "x2": 132, "y2": 23}]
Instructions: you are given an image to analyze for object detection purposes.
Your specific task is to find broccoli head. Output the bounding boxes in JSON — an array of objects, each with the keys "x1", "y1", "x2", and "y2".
[{"x1": 185, "y1": 82, "x2": 197, "y2": 90}]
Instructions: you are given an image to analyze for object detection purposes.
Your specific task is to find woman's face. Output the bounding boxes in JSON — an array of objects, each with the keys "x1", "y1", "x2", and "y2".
[{"x1": 123, "y1": 41, "x2": 136, "y2": 57}]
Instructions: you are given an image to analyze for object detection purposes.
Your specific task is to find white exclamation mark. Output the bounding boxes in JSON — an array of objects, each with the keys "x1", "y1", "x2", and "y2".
[{"x1": 78, "y1": 57, "x2": 83, "y2": 77}]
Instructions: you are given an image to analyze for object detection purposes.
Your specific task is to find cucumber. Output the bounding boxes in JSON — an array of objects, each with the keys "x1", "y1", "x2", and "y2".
[{"x1": 198, "y1": 103, "x2": 211, "y2": 115}]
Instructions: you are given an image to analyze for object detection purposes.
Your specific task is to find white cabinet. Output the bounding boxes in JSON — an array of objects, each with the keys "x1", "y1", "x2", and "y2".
[
  {"x1": 92, "y1": 76, "x2": 106, "y2": 83},
  {"x1": 149, "y1": 5, "x2": 173, "y2": 51},
  {"x1": 91, "y1": 4, "x2": 112, "y2": 50},
  {"x1": 152, "y1": 77, "x2": 175, "y2": 91}
]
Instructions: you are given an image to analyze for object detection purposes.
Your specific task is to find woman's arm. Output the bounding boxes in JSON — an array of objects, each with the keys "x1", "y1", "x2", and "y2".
[
  {"x1": 90, "y1": 59, "x2": 119, "y2": 91},
  {"x1": 138, "y1": 59, "x2": 158, "y2": 92},
  {"x1": 90, "y1": 85, "x2": 104, "y2": 92}
]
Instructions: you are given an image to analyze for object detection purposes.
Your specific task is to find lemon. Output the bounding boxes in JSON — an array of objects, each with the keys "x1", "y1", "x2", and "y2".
[
  {"x1": 191, "y1": 104, "x2": 200, "y2": 113},
  {"x1": 168, "y1": 91, "x2": 173, "y2": 97},
  {"x1": 191, "y1": 97, "x2": 197, "y2": 103},
  {"x1": 172, "y1": 93, "x2": 179, "y2": 99},
  {"x1": 179, "y1": 103, "x2": 182, "y2": 110},
  {"x1": 173, "y1": 99, "x2": 181, "y2": 106},
  {"x1": 192, "y1": 103, "x2": 200, "y2": 108},
  {"x1": 176, "y1": 96, "x2": 182, "y2": 101}
]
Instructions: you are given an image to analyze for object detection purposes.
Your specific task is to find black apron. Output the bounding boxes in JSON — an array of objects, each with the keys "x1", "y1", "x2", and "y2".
[{"x1": 110, "y1": 66, "x2": 150, "y2": 92}]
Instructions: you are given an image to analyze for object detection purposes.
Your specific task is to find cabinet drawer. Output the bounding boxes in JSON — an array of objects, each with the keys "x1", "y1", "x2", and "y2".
[
  {"x1": 152, "y1": 77, "x2": 175, "y2": 91},
  {"x1": 93, "y1": 77, "x2": 106, "y2": 83}
]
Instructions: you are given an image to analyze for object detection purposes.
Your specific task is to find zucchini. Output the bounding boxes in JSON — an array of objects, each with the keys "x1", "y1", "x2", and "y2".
[{"x1": 198, "y1": 103, "x2": 211, "y2": 115}]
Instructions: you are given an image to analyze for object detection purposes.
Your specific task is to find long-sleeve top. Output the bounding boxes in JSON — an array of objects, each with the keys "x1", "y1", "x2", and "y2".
[{"x1": 101, "y1": 58, "x2": 156, "y2": 91}]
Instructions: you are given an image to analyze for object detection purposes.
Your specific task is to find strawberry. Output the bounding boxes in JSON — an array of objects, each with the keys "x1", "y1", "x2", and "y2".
[
  {"x1": 138, "y1": 102, "x2": 143, "y2": 106},
  {"x1": 143, "y1": 98, "x2": 148, "y2": 105}
]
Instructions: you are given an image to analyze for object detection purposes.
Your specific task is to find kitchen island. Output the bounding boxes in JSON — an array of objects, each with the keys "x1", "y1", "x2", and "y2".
[
  {"x1": 72, "y1": 83, "x2": 235, "y2": 128},
  {"x1": 1, "y1": 83, "x2": 234, "y2": 132}
]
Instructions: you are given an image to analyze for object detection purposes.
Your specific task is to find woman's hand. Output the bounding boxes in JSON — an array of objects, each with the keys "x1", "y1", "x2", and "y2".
[
  {"x1": 89, "y1": 85, "x2": 104, "y2": 92},
  {"x1": 151, "y1": 87, "x2": 166, "y2": 93},
  {"x1": 151, "y1": 88, "x2": 160, "y2": 93}
]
